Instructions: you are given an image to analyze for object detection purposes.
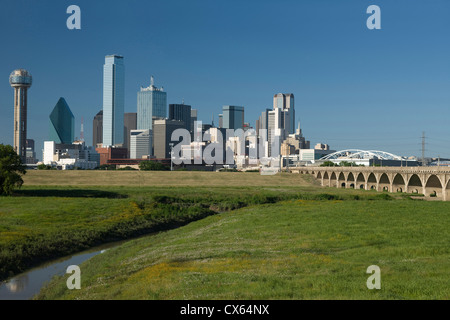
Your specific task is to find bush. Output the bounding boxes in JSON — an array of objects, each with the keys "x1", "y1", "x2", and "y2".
[
  {"x1": 98, "y1": 164, "x2": 116, "y2": 170},
  {"x1": 37, "y1": 164, "x2": 53, "y2": 170}
]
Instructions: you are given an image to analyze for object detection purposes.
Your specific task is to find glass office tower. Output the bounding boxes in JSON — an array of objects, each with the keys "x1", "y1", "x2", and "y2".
[
  {"x1": 137, "y1": 76, "x2": 167, "y2": 131},
  {"x1": 49, "y1": 97, "x2": 75, "y2": 144},
  {"x1": 222, "y1": 105, "x2": 244, "y2": 130},
  {"x1": 103, "y1": 55, "x2": 124, "y2": 146}
]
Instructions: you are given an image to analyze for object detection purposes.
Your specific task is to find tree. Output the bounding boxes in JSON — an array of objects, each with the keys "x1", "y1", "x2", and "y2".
[
  {"x1": 139, "y1": 161, "x2": 169, "y2": 171},
  {"x1": 0, "y1": 144, "x2": 26, "y2": 196},
  {"x1": 37, "y1": 163, "x2": 51, "y2": 170},
  {"x1": 320, "y1": 161, "x2": 338, "y2": 167}
]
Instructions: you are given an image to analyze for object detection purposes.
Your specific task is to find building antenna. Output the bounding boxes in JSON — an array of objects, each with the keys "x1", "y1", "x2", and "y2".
[
  {"x1": 211, "y1": 112, "x2": 214, "y2": 127},
  {"x1": 151, "y1": 75, "x2": 154, "y2": 86}
]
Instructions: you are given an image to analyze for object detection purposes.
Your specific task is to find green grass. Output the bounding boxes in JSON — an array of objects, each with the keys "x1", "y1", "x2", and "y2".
[
  {"x1": 36, "y1": 197, "x2": 450, "y2": 300},
  {"x1": 2, "y1": 170, "x2": 447, "y2": 299},
  {"x1": 1, "y1": 171, "x2": 355, "y2": 281}
]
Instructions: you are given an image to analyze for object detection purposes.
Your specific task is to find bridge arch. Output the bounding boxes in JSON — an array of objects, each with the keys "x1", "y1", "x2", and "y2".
[
  {"x1": 347, "y1": 172, "x2": 355, "y2": 189},
  {"x1": 338, "y1": 172, "x2": 346, "y2": 188},
  {"x1": 407, "y1": 174, "x2": 423, "y2": 194},
  {"x1": 356, "y1": 172, "x2": 365, "y2": 189},
  {"x1": 379, "y1": 173, "x2": 391, "y2": 192},
  {"x1": 392, "y1": 173, "x2": 406, "y2": 193},
  {"x1": 367, "y1": 172, "x2": 377, "y2": 190},
  {"x1": 425, "y1": 175, "x2": 443, "y2": 198},
  {"x1": 330, "y1": 172, "x2": 338, "y2": 187}
]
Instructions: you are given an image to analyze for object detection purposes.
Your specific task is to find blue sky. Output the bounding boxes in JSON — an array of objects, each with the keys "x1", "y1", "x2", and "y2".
[{"x1": 1, "y1": 0, "x2": 450, "y2": 159}]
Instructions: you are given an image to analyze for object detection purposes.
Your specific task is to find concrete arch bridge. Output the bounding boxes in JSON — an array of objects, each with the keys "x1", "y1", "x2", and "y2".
[{"x1": 291, "y1": 166, "x2": 450, "y2": 201}]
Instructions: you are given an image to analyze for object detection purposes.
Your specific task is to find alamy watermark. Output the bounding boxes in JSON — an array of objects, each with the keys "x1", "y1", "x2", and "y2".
[
  {"x1": 366, "y1": 265, "x2": 381, "y2": 290},
  {"x1": 66, "y1": 265, "x2": 81, "y2": 290}
]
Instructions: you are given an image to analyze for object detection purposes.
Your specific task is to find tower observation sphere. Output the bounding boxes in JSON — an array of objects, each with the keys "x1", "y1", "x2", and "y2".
[{"x1": 9, "y1": 69, "x2": 32, "y2": 162}]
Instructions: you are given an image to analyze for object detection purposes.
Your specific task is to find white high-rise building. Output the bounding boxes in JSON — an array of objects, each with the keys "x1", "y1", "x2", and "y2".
[{"x1": 130, "y1": 129, "x2": 152, "y2": 159}]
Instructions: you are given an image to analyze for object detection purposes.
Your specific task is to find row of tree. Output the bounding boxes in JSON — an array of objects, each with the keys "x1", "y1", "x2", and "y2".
[{"x1": 320, "y1": 161, "x2": 365, "y2": 167}]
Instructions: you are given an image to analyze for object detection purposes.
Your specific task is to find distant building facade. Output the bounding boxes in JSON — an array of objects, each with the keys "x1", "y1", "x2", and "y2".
[
  {"x1": 43, "y1": 140, "x2": 99, "y2": 169},
  {"x1": 123, "y1": 112, "x2": 137, "y2": 155},
  {"x1": 95, "y1": 146, "x2": 128, "y2": 166},
  {"x1": 130, "y1": 129, "x2": 152, "y2": 159},
  {"x1": 153, "y1": 119, "x2": 185, "y2": 159},
  {"x1": 169, "y1": 103, "x2": 191, "y2": 132},
  {"x1": 26, "y1": 139, "x2": 37, "y2": 164},
  {"x1": 190, "y1": 109, "x2": 198, "y2": 136},
  {"x1": 92, "y1": 110, "x2": 103, "y2": 147}
]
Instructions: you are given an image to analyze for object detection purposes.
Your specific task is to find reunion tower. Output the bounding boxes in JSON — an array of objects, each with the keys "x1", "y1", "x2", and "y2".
[{"x1": 9, "y1": 69, "x2": 32, "y2": 162}]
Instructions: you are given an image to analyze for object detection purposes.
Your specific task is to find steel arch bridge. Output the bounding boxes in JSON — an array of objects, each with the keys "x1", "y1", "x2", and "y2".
[{"x1": 320, "y1": 149, "x2": 405, "y2": 161}]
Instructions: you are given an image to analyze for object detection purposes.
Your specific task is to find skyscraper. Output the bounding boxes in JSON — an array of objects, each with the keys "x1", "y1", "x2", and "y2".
[
  {"x1": 273, "y1": 93, "x2": 295, "y2": 134},
  {"x1": 268, "y1": 107, "x2": 283, "y2": 157},
  {"x1": 222, "y1": 106, "x2": 244, "y2": 130},
  {"x1": 103, "y1": 55, "x2": 125, "y2": 147},
  {"x1": 169, "y1": 103, "x2": 191, "y2": 132},
  {"x1": 137, "y1": 76, "x2": 166, "y2": 131},
  {"x1": 92, "y1": 110, "x2": 103, "y2": 147},
  {"x1": 9, "y1": 69, "x2": 32, "y2": 162},
  {"x1": 123, "y1": 112, "x2": 137, "y2": 155},
  {"x1": 49, "y1": 97, "x2": 75, "y2": 144}
]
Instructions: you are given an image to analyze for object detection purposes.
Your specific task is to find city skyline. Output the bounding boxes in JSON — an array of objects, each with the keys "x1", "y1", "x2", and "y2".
[{"x1": 1, "y1": 0, "x2": 450, "y2": 158}]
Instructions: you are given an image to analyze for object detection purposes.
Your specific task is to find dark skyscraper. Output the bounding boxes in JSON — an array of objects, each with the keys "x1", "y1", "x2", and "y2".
[
  {"x1": 222, "y1": 105, "x2": 244, "y2": 130},
  {"x1": 169, "y1": 103, "x2": 191, "y2": 132},
  {"x1": 123, "y1": 112, "x2": 137, "y2": 156},
  {"x1": 93, "y1": 110, "x2": 103, "y2": 147},
  {"x1": 49, "y1": 97, "x2": 74, "y2": 144}
]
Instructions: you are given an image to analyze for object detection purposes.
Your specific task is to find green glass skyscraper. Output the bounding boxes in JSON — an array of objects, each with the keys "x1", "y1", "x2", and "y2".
[{"x1": 49, "y1": 97, "x2": 75, "y2": 144}]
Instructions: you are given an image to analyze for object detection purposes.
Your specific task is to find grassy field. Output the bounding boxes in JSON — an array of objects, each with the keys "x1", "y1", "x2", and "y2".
[
  {"x1": 2, "y1": 170, "x2": 448, "y2": 299},
  {"x1": 36, "y1": 197, "x2": 450, "y2": 300},
  {"x1": 22, "y1": 170, "x2": 316, "y2": 187},
  {"x1": 1, "y1": 171, "x2": 349, "y2": 281}
]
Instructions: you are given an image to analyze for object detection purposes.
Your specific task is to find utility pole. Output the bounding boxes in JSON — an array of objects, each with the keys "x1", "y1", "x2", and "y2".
[{"x1": 422, "y1": 131, "x2": 426, "y2": 167}]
